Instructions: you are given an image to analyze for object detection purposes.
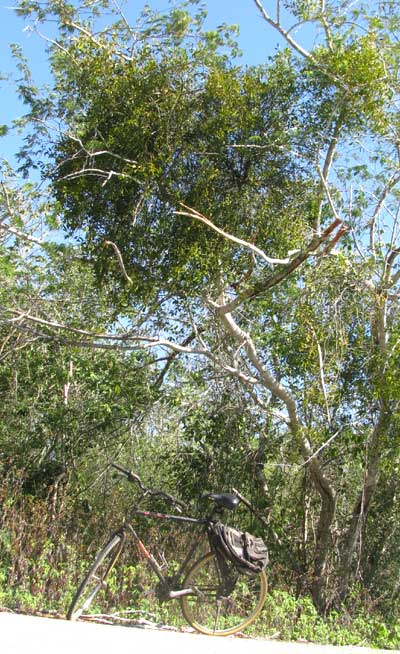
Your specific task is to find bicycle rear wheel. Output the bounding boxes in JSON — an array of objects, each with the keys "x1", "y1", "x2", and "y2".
[
  {"x1": 181, "y1": 551, "x2": 267, "y2": 636},
  {"x1": 67, "y1": 531, "x2": 125, "y2": 621}
]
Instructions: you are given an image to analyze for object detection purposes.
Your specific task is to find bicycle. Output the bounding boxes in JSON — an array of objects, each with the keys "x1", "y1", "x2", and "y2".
[{"x1": 67, "y1": 462, "x2": 268, "y2": 636}]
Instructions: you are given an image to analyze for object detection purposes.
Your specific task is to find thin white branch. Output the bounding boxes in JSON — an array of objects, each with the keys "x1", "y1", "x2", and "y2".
[
  {"x1": 317, "y1": 338, "x2": 331, "y2": 424},
  {"x1": 32, "y1": 118, "x2": 138, "y2": 169},
  {"x1": 391, "y1": 269, "x2": 400, "y2": 286},
  {"x1": 175, "y1": 204, "x2": 299, "y2": 267},
  {"x1": 253, "y1": 0, "x2": 353, "y2": 92},
  {"x1": 253, "y1": 0, "x2": 314, "y2": 61},
  {"x1": 317, "y1": 165, "x2": 342, "y2": 224},
  {"x1": 1, "y1": 182, "x2": 44, "y2": 246},
  {"x1": 0, "y1": 221, "x2": 44, "y2": 247},
  {"x1": 209, "y1": 218, "x2": 345, "y2": 314},
  {"x1": 246, "y1": 386, "x2": 290, "y2": 424},
  {"x1": 370, "y1": 170, "x2": 400, "y2": 258},
  {"x1": 104, "y1": 240, "x2": 132, "y2": 284},
  {"x1": 300, "y1": 429, "x2": 342, "y2": 467},
  {"x1": 66, "y1": 20, "x2": 133, "y2": 62},
  {"x1": 61, "y1": 168, "x2": 134, "y2": 183},
  {"x1": 31, "y1": 26, "x2": 79, "y2": 65}
]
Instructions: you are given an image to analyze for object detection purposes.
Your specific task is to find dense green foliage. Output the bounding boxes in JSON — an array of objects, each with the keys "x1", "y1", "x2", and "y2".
[{"x1": 50, "y1": 36, "x2": 309, "y2": 301}]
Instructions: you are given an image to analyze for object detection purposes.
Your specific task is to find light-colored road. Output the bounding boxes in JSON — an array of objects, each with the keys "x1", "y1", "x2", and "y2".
[{"x1": 0, "y1": 612, "x2": 398, "y2": 654}]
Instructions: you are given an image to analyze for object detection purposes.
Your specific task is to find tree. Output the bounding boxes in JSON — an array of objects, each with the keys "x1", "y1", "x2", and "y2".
[
  {"x1": 3, "y1": 0, "x2": 400, "y2": 614},
  {"x1": 0, "y1": 166, "x2": 157, "y2": 491}
]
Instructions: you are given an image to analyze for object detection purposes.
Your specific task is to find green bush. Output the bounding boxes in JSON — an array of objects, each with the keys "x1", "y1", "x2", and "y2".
[{"x1": 258, "y1": 590, "x2": 400, "y2": 650}]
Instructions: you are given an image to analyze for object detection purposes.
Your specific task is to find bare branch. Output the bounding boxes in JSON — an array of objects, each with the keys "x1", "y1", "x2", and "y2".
[
  {"x1": 253, "y1": 0, "x2": 354, "y2": 93},
  {"x1": 317, "y1": 165, "x2": 342, "y2": 224},
  {"x1": 253, "y1": 0, "x2": 314, "y2": 61},
  {"x1": 316, "y1": 334, "x2": 331, "y2": 424},
  {"x1": 175, "y1": 204, "x2": 299, "y2": 267},
  {"x1": 64, "y1": 20, "x2": 133, "y2": 62},
  {"x1": 370, "y1": 170, "x2": 400, "y2": 258},
  {"x1": 30, "y1": 25, "x2": 79, "y2": 65},
  {"x1": 1, "y1": 182, "x2": 44, "y2": 246},
  {"x1": 0, "y1": 220, "x2": 44, "y2": 247},
  {"x1": 245, "y1": 385, "x2": 290, "y2": 425},
  {"x1": 300, "y1": 428, "x2": 343, "y2": 467},
  {"x1": 383, "y1": 248, "x2": 400, "y2": 288},
  {"x1": 390, "y1": 269, "x2": 400, "y2": 287},
  {"x1": 61, "y1": 168, "x2": 135, "y2": 184},
  {"x1": 213, "y1": 218, "x2": 345, "y2": 314},
  {"x1": 313, "y1": 106, "x2": 347, "y2": 232},
  {"x1": 104, "y1": 240, "x2": 132, "y2": 284},
  {"x1": 152, "y1": 328, "x2": 205, "y2": 389}
]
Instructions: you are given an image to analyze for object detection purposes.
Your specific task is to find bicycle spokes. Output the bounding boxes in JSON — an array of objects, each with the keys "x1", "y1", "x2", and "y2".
[{"x1": 181, "y1": 552, "x2": 267, "y2": 636}]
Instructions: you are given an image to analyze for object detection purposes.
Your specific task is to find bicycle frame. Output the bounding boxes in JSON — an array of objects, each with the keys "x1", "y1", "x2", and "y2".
[
  {"x1": 68, "y1": 464, "x2": 269, "y2": 636},
  {"x1": 119, "y1": 507, "x2": 211, "y2": 600}
]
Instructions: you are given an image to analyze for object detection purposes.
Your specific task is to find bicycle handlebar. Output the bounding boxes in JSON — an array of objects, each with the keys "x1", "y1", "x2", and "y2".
[{"x1": 110, "y1": 461, "x2": 187, "y2": 512}]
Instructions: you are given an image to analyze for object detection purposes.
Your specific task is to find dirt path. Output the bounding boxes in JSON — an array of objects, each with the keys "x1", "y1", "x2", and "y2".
[{"x1": 1, "y1": 612, "x2": 397, "y2": 654}]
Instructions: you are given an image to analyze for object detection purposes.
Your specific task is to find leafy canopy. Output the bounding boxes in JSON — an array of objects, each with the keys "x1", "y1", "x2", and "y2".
[{"x1": 14, "y1": 1, "x2": 319, "y2": 304}]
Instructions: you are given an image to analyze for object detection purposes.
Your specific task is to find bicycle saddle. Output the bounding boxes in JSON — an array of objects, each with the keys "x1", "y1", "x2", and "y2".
[{"x1": 206, "y1": 493, "x2": 240, "y2": 511}]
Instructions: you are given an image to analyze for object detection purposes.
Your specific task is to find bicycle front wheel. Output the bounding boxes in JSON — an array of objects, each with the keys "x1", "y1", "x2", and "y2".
[
  {"x1": 67, "y1": 531, "x2": 125, "y2": 621},
  {"x1": 181, "y1": 552, "x2": 267, "y2": 636}
]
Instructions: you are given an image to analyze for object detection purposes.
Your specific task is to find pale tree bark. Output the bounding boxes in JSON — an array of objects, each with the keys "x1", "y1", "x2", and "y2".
[{"x1": 211, "y1": 295, "x2": 337, "y2": 612}]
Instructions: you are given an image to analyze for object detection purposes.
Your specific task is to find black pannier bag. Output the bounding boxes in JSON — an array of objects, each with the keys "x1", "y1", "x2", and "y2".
[{"x1": 208, "y1": 521, "x2": 268, "y2": 574}]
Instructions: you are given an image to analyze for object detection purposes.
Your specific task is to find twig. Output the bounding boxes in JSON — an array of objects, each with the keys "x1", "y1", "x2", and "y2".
[
  {"x1": 152, "y1": 328, "x2": 205, "y2": 388},
  {"x1": 370, "y1": 170, "x2": 400, "y2": 258},
  {"x1": 104, "y1": 240, "x2": 132, "y2": 284},
  {"x1": 300, "y1": 429, "x2": 342, "y2": 467}
]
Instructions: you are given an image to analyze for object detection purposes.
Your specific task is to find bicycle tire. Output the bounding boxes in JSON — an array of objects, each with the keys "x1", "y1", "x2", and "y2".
[
  {"x1": 67, "y1": 531, "x2": 125, "y2": 621},
  {"x1": 181, "y1": 551, "x2": 267, "y2": 636}
]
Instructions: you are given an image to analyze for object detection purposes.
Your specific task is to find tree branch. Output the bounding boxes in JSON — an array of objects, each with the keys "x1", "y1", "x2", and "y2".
[
  {"x1": 213, "y1": 218, "x2": 344, "y2": 314},
  {"x1": 253, "y1": 0, "x2": 314, "y2": 62},
  {"x1": 152, "y1": 328, "x2": 205, "y2": 389},
  {"x1": 175, "y1": 204, "x2": 299, "y2": 267},
  {"x1": 370, "y1": 170, "x2": 400, "y2": 258},
  {"x1": 104, "y1": 240, "x2": 132, "y2": 284}
]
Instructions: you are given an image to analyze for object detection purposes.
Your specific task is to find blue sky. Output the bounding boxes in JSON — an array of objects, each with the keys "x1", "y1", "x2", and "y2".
[{"x1": 0, "y1": 0, "x2": 316, "y2": 164}]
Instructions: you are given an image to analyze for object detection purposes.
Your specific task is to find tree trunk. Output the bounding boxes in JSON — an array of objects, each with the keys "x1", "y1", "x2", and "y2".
[
  {"x1": 337, "y1": 410, "x2": 389, "y2": 602},
  {"x1": 217, "y1": 304, "x2": 337, "y2": 613},
  {"x1": 309, "y1": 460, "x2": 336, "y2": 613}
]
